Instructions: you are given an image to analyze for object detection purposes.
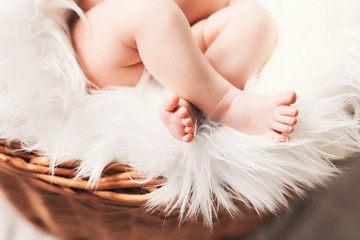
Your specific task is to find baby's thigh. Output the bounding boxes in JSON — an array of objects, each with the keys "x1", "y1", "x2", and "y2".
[
  {"x1": 190, "y1": 8, "x2": 229, "y2": 53},
  {"x1": 72, "y1": 1, "x2": 146, "y2": 88},
  {"x1": 191, "y1": 0, "x2": 277, "y2": 53}
]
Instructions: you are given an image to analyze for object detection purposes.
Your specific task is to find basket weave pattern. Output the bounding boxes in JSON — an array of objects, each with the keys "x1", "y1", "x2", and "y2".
[{"x1": 0, "y1": 143, "x2": 262, "y2": 240}]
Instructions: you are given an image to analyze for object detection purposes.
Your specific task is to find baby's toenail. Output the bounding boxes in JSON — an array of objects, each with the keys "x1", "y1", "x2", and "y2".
[
  {"x1": 182, "y1": 118, "x2": 191, "y2": 126},
  {"x1": 178, "y1": 108, "x2": 187, "y2": 117},
  {"x1": 185, "y1": 127, "x2": 193, "y2": 133}
]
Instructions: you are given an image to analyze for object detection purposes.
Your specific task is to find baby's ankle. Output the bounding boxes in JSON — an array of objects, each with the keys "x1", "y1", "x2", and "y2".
[{"x1": 207, "y1": 87, "x2": 240, "y2": 122}]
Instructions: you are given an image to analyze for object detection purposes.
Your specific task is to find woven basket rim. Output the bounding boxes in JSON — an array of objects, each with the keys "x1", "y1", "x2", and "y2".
[{"x1": 0, "y1": 142, "x2": 163, "y2": 206}]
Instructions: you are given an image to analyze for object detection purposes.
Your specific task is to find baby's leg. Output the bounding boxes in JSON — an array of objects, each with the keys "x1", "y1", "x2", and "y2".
[
  {"x1": 73, "y1": 0, "x2": 231, "y2": 142},
  {"x1": 73, "y1": 0, "x2": 297, "y2": 142},
  {"x1": 191, "y1": 0, "x2": 298, "y2": 141},
  {"x1": 192, "y1": 0, "x2": 278, "y2": 90},
  {"x1": 72, "y1": 0, "x2": 203, "y2": 142}
]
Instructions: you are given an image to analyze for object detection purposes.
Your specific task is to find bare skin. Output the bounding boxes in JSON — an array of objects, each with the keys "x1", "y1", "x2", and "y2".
[
  {"x1": 159, "y1": 93, "x2": 198, "y2": 142},
  {"x1": 72, "y1": 0, "x2": 298, "y2": 142}
]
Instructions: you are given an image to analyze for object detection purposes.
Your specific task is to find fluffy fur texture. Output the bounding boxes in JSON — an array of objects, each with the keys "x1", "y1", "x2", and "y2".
[{"x1": 0, "y1": 0, "x2": 360, "y2": 226}]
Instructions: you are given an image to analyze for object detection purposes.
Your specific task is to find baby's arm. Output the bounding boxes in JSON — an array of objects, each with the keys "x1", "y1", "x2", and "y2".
[{"x1": 173, "y1": 0, "x2": 230, "y2": 24}]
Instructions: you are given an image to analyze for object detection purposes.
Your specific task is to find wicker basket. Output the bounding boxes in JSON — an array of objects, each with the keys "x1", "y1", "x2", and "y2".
[{"x1": 0, "y1": 142, "x2": 264, "y2": 240}]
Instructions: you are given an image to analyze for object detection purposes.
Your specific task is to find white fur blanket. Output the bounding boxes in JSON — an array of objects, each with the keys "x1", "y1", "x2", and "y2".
[{"x1": 0, "y1": 0, "x2": 359, "y2": 226}]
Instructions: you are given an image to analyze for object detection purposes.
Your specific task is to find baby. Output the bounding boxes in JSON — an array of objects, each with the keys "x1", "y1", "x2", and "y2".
[{"x1": 71, "y1": 0, "x2": 298, "y2": 142}]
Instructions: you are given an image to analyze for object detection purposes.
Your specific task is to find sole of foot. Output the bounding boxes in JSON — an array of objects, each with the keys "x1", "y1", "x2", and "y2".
[{"x1": 158, "y1": 93, "x2": 196, "y2": 143}]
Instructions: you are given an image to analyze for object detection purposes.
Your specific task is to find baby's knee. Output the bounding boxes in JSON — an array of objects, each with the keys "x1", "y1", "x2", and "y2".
[
  {"x1": 92, "y1": 0, "x2": 187, "y2": 40},
  {"x1": 231, "y1": 0, "x2": 278, "y2": 42},
  {"x1": 133, "y1": 0, "x2": 185, "y2": 24}
]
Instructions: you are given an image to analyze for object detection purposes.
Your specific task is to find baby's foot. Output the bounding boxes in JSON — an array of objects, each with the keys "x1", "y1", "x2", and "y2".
[
  {"x1": 210, "y1": 89, "x2": 298, "y2": 142},
  {"x1": 158, "y1": 93, "x2": 198, "y2": 142}
]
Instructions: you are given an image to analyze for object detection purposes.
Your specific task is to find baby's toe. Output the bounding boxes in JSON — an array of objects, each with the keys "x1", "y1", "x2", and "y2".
[
  {"x1": 162, "y1": 93, "x2": 180, "y2": 112},
  {"x1": 177, "y1": 107, "x2": 188, "y2": 118},
  {"x1": 275, "y1": 106, "x2": 298, "y2": 117},
  {"x1": 185, "y1": 126, "x2": 194, "y2": 134},
  {"x1": 275, "y1": 115, "x2": 297, "y2": 126},
  {"x1": 271, "y1": 121, "x2": 294, "y2": 133},
  {"x1": 267, "y1": 131, "x2": 290, "y2": 142},
  {"x1": 182, "y1": 118, "x2": 193, "y2": 127},
  {"x1": 276, "y1": 91, "x2": 297, "y2": 106},
  {"x1": 182, "y1": 134, "x2": 194, "y2": 142}
]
